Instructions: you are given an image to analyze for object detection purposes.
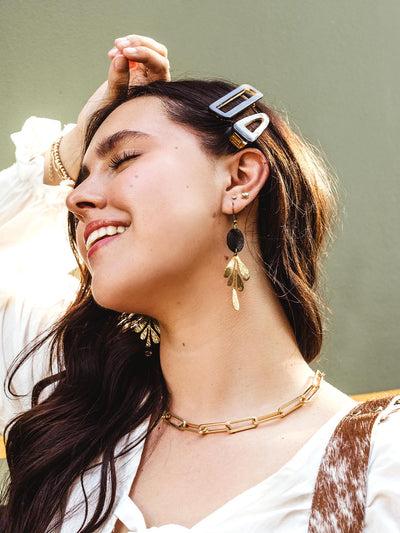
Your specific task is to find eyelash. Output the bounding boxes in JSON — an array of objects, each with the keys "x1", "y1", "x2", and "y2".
[{"x1": 108, "y1": 151, "x2": 140, "y2": 170}]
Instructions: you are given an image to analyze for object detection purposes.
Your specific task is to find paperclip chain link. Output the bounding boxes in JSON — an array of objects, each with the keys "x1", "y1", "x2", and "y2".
[{"x1": 162, "y1": 369, "x2": 325, "y2": 435}]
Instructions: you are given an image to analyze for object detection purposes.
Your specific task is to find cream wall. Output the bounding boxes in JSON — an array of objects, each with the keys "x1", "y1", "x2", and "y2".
[{"x1": 0, "y1": 0, "x2": 399, "y2": 394}]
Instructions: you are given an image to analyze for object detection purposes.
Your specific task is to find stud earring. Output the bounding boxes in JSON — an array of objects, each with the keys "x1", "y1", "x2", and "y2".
[
  {"x1": 224, "y1": 200, "x2": 250, "y2": 311},
  {"x1": 241, "y1": 192, "x2": 249, "y2": 199},
  {"x1": 118, "y1": 314, "x2": 160, "y2": 356}
]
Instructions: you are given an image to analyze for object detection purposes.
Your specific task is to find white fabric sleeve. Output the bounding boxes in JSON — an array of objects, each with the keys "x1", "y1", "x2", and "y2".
[
  {"x1": 0, "y1": 295, "x2": 67, "y2": 433},
  {"x1": 0, "y1": 116, "x2": 77, "y2": 294},
  {"x1": 0, "y1": 117, "x2": 79, "y2": 433},
  {"x1": 365, "y1": 399, "x2": 400, "y2": 531}
]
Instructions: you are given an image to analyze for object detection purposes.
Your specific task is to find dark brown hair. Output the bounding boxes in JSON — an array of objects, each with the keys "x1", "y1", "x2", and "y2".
[{"x1": 1, "y1": 80, "x2": 336, "y2": 532}]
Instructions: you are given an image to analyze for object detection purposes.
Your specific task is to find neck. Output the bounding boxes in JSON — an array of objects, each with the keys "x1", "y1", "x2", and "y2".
[{"x1": 156, "y1": 265, "x2": 313, "y2": 422}]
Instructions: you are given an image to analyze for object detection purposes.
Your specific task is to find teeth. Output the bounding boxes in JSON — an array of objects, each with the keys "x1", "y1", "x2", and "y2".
[{"x1": 86, "y1": 225, "x2": 127, "y2": 251}]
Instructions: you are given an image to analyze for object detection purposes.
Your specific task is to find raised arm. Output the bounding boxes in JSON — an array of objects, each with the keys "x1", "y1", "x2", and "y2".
[{"x1": 43, "y1": 34, "x2": 170, "y2": 185}]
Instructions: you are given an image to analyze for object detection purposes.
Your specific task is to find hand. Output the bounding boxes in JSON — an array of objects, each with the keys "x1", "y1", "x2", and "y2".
[
  {"x1": 109, "y1": 34, "x2": 170, "y2": 86},
  {"x1": 78, "y1": 34, "x2": 170, "y2": 136},
  {"x1": 44, "y1": 34, "x2": 170, "y2": 185}
]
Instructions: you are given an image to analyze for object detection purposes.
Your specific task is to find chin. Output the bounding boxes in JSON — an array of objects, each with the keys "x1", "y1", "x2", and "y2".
[
  {"x1": 90, "y1": 283, "x2": 125, "y2": 312},
  {"x1": 90, "y1": 282, "x2": 147, "y2": 316}
]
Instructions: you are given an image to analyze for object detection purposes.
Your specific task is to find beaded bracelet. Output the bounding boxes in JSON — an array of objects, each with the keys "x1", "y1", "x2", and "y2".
[{"x1": 49, "y1": 136, "x2": 74, "y2": 186}]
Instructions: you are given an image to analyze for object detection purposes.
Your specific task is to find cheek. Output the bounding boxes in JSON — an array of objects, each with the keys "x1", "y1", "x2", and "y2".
[
  {"x1": 130, "y1": 171, "x2": 219, "y2": 263},
  {"x1": 75, "y1": 225, "x2": 89, "y2": 267},
  {"x1": 131, "y1": 162, "x2": 216, "y2": 219}
]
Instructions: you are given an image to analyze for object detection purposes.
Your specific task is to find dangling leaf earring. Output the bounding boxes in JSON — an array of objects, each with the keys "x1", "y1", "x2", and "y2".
[
  {"x1": 118, "y1": 314, "x2": 160, "y2": 356},
  {"x1": 224, "y1": 197, "x2": 250, "y2": 310}
]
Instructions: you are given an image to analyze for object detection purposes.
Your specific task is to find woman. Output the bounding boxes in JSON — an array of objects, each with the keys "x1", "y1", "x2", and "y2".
[{"x1": 0, "y1": 35, "x2": 399, "y2": 533}]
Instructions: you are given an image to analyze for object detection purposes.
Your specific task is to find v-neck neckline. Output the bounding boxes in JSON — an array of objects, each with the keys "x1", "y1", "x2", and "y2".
[{"x1": 113, "y1": 402, "x2": 356, "y2": 531}]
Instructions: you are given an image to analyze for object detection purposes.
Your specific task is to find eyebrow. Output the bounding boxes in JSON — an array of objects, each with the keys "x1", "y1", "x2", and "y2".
[
  {"x1": 95, "y1": 129, "x2": 151, "y2": 158},
  {"x1": 76, "y1": 130, "x2": 151, "y2": 184}
]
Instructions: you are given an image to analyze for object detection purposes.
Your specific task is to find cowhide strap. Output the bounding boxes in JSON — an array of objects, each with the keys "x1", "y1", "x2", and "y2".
[{"x1": 308, "y1": 395, "x2": 399, "y2": 533}]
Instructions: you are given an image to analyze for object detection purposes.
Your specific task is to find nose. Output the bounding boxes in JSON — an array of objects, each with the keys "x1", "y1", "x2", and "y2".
[{"x1": 66, "y1": 177, "x2": 107, "y2": 221}]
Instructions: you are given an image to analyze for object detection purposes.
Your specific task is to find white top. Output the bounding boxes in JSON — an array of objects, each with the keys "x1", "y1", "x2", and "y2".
[{"x1": 1, "y1": 118, "x2": 399, "y2": 532}]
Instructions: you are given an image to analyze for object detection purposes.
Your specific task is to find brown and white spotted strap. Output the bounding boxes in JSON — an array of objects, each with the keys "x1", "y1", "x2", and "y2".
[{"x1": 308, "y1": 395, "x2": 400, "y2": 533}]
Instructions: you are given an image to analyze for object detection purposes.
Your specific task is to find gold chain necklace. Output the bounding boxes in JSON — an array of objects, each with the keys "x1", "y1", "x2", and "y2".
[{"x1": 162, "y1": 369, "x2": 324, "y2": 435}]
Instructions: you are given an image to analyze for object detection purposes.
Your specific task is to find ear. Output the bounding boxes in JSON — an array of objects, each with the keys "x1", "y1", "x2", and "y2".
[{"x1": 221, "y1": 148, "x2": 270, "y2": 215}]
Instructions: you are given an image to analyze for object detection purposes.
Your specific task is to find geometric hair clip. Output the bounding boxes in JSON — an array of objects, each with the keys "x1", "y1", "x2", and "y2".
[{"x1": 209, "y1": 84, "x2": 270, "y2": 149}]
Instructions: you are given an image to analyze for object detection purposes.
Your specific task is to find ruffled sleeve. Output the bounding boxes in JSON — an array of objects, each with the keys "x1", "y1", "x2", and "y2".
[
  {"x1": 0, "y1": 117, "x2": 79, "y2": 433},
  {"x1": 0, "y1": 116, "x2": 77, "y2": 291},
  {"x1": 364, "y1": 398, "x2": 400, "y2": 531}
]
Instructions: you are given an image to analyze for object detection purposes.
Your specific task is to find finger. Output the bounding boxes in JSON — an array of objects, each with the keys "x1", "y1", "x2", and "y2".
[
  {"x1": 115, "y1": 34, "x2": 168, "y2": 58},
  {"x1": 123, "y1": 46, "x2": 170, "y2": 81},
  {"x1": 108, "y1": 47, "x2": 119, "y2": 59},
  {"x1": 107, "y1": 54, "x2": 129, "y2": 100}
]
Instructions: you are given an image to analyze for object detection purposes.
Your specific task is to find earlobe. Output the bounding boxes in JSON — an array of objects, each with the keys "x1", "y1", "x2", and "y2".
[{"x1": 221, "y1": 149, "x2": 269, "y2": 215}]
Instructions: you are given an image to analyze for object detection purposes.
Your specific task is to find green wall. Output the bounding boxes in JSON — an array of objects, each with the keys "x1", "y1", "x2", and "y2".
[{"x1": 1, "y1": 0, "x2": 399, "y2": 394}]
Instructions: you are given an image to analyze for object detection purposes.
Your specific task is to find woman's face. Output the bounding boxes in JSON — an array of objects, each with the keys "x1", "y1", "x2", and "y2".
[{"x1": 67, "y1": 97, "x2": 228, "y2": 315}]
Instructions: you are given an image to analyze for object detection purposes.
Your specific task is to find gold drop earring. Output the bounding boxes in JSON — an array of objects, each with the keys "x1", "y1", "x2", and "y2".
[
  {"x1": 118, "y1": 314, "x2": 160, "y2": 356},
  {"x1": 224, "y1": 197, "x2": 250, "y2": 310}
]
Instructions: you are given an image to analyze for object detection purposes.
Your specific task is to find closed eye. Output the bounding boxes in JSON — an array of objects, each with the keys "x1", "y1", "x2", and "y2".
[{"x1": 108, "y1": 151, "x2": 140, "y2": 170}]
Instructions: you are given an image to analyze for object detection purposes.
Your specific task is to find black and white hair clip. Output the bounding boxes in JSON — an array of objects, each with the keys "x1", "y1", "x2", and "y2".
[{"x1": 209, "y1": 84, "x2": 270, "y2": 149}]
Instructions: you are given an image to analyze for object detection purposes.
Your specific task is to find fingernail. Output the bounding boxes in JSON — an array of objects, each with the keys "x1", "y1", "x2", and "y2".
[
  {"x1": 114, "y1": 55, "x2": 127, "y2": 72},
  {"x1": 108, "y1": 47, "x2": 118, "y2": 55},
  {"x1": 125, "y1": 47, "x2": 138, "y2": 54},
  {"x1": 117, "y1": 38, "x2": 131, "y2": 48}
]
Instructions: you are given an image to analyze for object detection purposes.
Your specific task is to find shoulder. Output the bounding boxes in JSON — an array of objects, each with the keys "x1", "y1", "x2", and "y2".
[
  {"x1": 365, "y1": 397, "x2": 400, "y2": 529},
  {"x1": 313, "y1": 379, "x2": 357, "y2": 419},
  {"x1": 369, "y1": 396, "x2": 400, "y2": 466}
]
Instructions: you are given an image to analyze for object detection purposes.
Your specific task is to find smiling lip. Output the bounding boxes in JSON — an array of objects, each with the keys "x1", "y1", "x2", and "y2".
[
  {"x1": 84, "y1": 219, "x2": 129, "y2": 246},
  {"x1": 87, "y1": 233, "x2": 122, "y2": 259}
]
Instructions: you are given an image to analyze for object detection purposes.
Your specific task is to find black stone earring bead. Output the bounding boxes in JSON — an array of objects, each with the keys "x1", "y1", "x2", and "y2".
[{"x1": 227, "y1": 227, "x2": 244, "y2": 253}]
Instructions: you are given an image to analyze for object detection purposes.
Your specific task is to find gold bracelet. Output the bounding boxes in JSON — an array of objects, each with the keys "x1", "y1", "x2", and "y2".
[{"x1": 49, "y1": 136, "x2": 74, "y2": 185}]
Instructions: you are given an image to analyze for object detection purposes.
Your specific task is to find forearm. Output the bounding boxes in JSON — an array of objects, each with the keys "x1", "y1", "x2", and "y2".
[
  {"x1": 0, "y1": 117, "x2": 74, "y2": 227},
  {"x1": 43, "y1": 125, "x2": 84, "y2": 185}
]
